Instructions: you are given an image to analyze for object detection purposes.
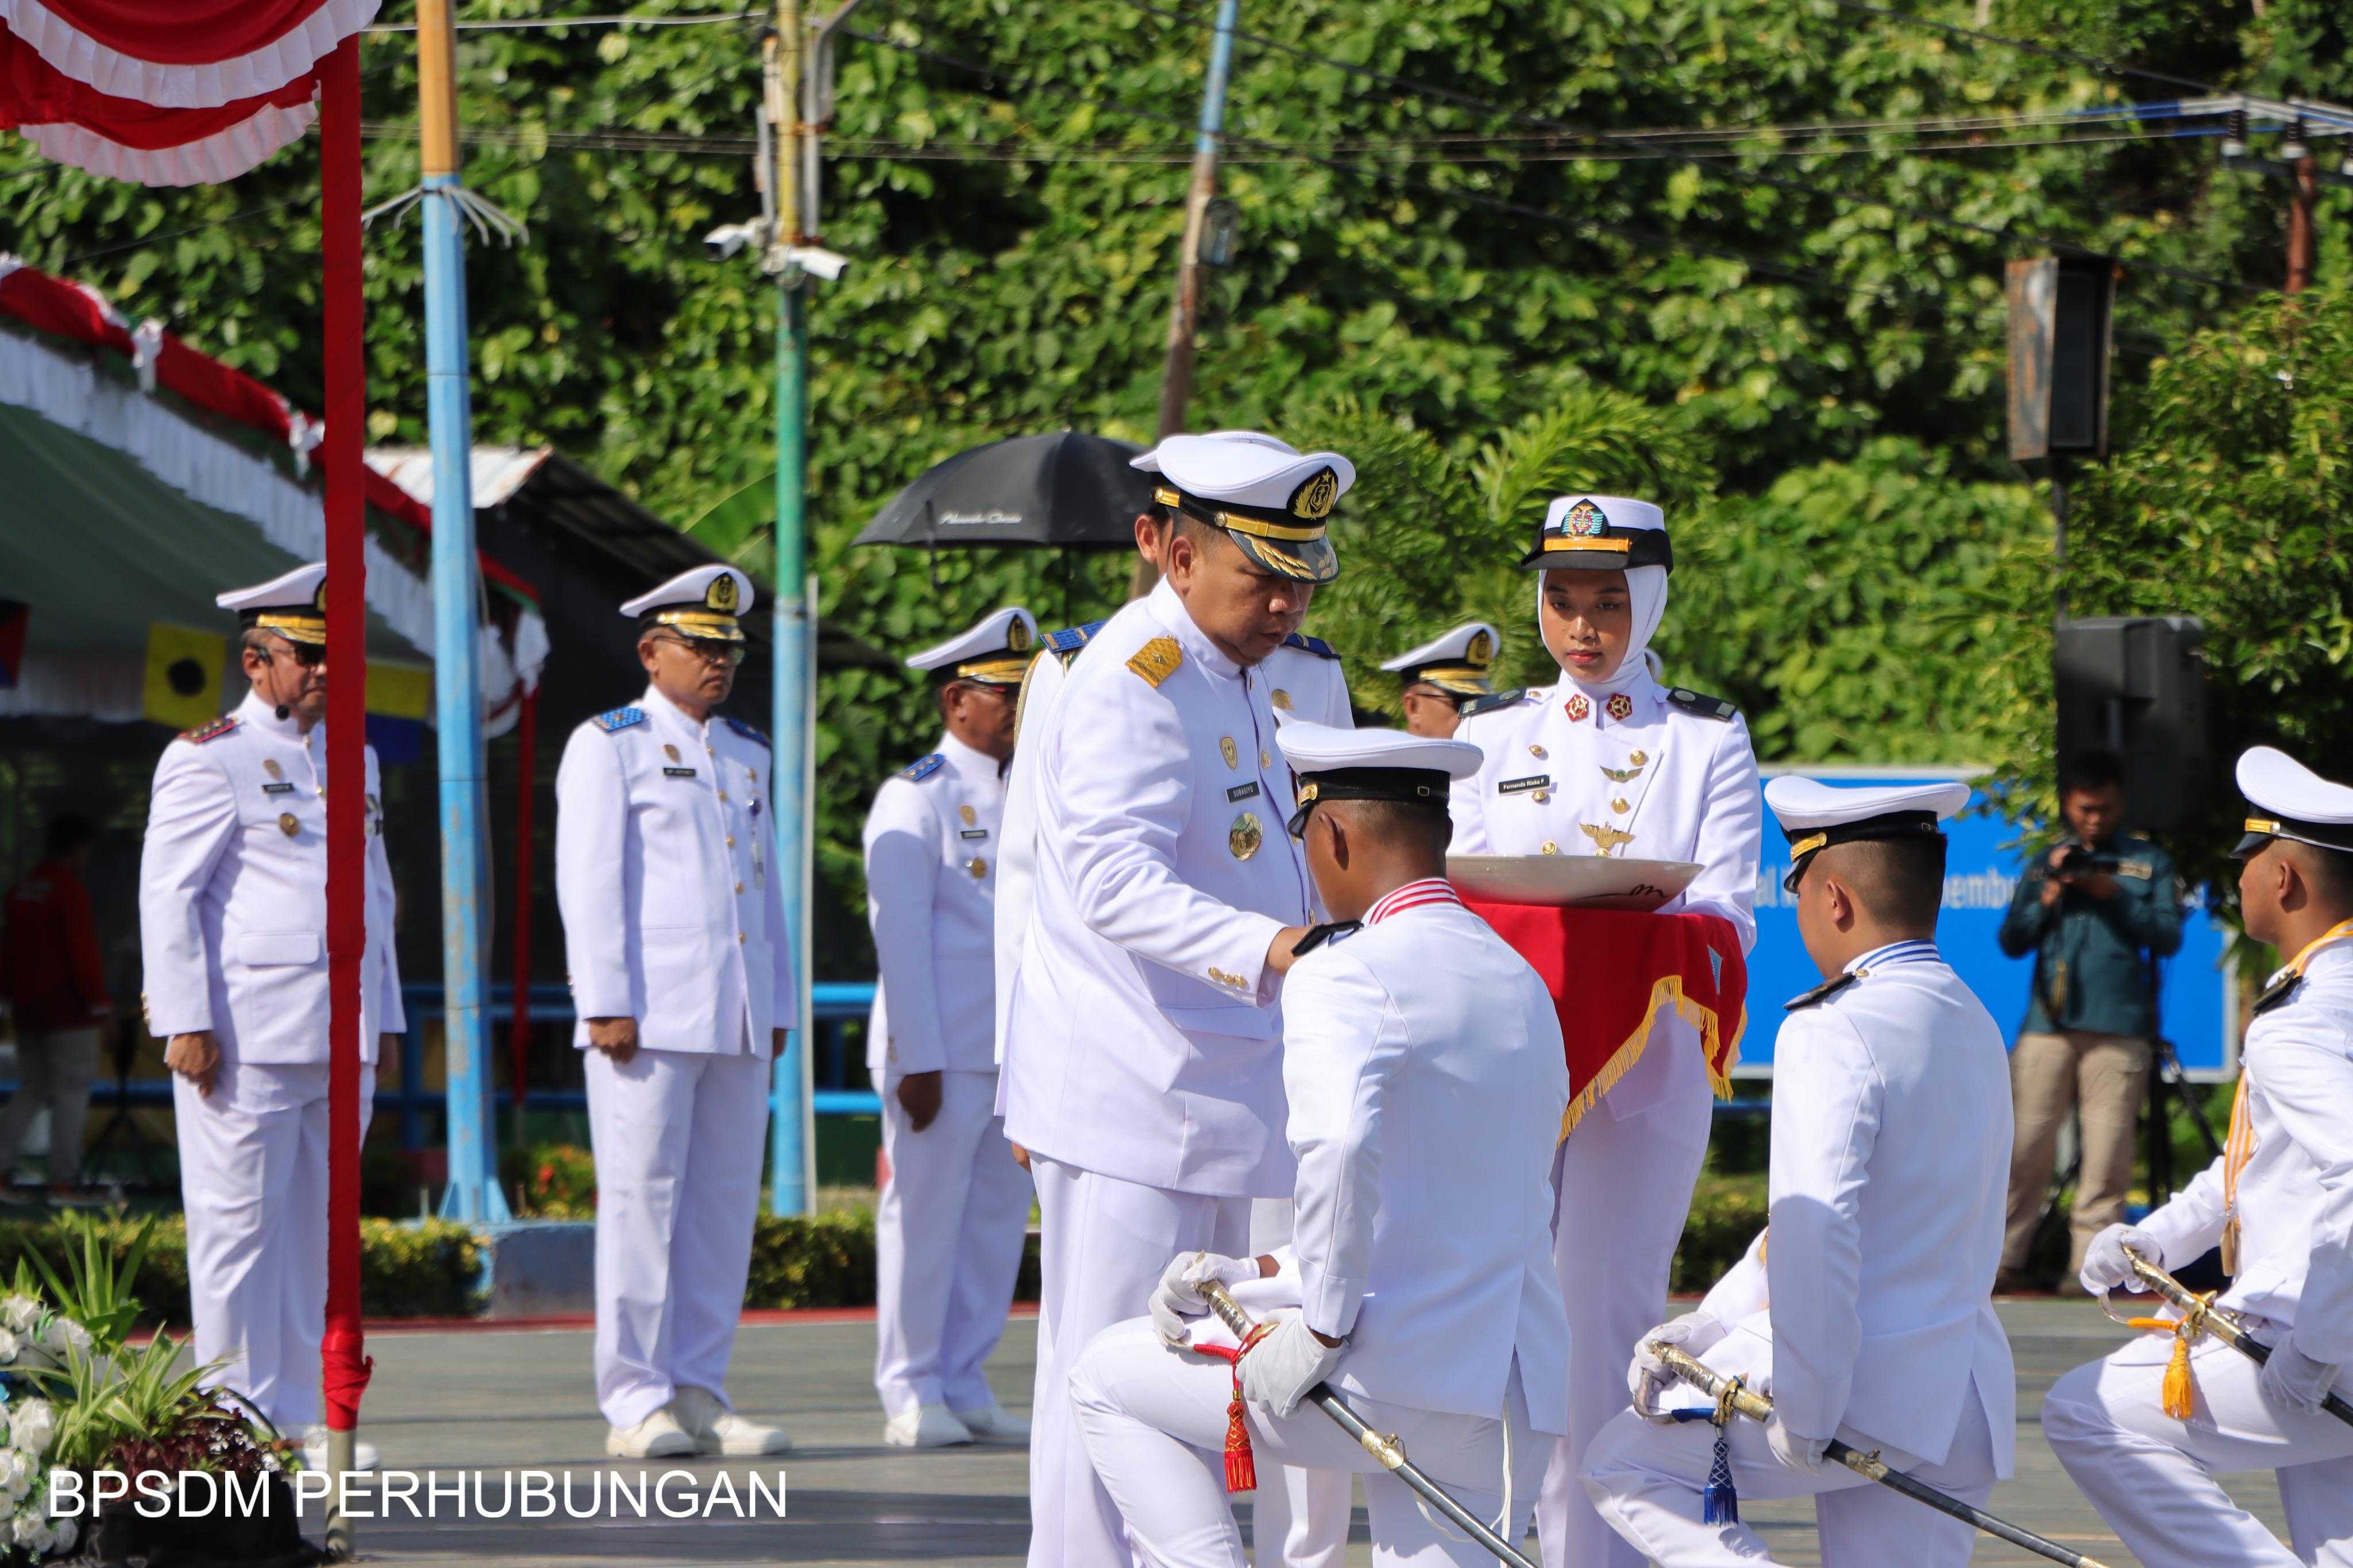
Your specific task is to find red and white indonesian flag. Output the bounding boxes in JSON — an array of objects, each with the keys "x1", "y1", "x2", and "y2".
[{"x1": 0, "y1": 0, "x2": 378, "y2": 184}]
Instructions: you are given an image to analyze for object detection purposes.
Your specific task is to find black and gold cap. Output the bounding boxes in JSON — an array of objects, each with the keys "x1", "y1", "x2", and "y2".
[
  {"x1": 1380, "y1": 621, "x2": 1499, "y2": 698},
  {"x1": 1764, "y1": 775, "x2": 1970, "y2": 893},
  {"x1": 622, "y1": 565, "x2": 754, "y2": 643},
  {"x1": 1518, "y1": 494, "x2": 1673, "y2": 573},
  {"x1": 1275, "y1": 720, "x2": 1483, "y2": 838},
  {"x1": 218, "y1": 562, "x2": 329, "y2": 646},
  {"x1": 905, "y1": 606, "x2": 1039, "y2": 687},
  {"x1": 1132, "y1": 431, "x2": 1354, "y2": 585},
  {"x1": 2232, "y1": 746, "x2": 2353, "y2": 859}
]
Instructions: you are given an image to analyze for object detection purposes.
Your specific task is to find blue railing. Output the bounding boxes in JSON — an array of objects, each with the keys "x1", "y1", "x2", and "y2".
[{"x1": 384, "y1": 980, "x2": 879, "y2": 1153}]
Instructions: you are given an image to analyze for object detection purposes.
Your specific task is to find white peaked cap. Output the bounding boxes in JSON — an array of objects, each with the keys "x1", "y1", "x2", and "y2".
[
  {"x1": 2235, "y1": 746, "x2": 2353, "y2": 856},
  {"x1": 620, "y1": 564, "x2": 757, "y2": 643},
  {"x1": 218, "y1": 562, "x2": 329, "y2": 643},
  {"x1": 905, "y1": 606, "x2": 1040, "y2": 683}
]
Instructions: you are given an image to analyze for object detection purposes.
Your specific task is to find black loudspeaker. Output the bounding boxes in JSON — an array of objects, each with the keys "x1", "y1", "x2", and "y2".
[
  {"x1": 2008, "y1": 255, "x2": 2116, "y2": 461},
  {"x1": 2055, "y1": 616, "x2": 2209, "y2": 832}
]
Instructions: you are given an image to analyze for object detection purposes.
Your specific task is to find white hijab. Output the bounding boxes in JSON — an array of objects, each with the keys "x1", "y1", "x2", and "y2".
[{"x1": 1538, "y1": 564, "x2": 1668, "y2": 699}]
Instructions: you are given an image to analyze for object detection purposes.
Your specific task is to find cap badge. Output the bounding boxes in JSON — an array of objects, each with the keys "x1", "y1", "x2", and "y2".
[
  {"x1": 959, "y1": 804, "x2": 977, "y2": 827},
  {"x1": 1580, "y1": 822, "x2": 1634, "y2": 857},
  {"x1": 1606, "y1": 693, "x2": 1634, "y2": 723},
  {"x1": 1008, "y1": 619, "x2": 1032, "y2": 652},
  {"x1": 1220, "y1": 736, "x2": 1239, "y2": 770},
  {"x1": 1230, "y1": 812, "x2": 1264, "y2": 860},
  {"x1": 1468, "y1": 630, "x2": 1494, "y2": 662},
  {"x1": 1565, "y1": 694, "x2": 1591, "y2": 721},
  {"x1": 1562, "y1": 499, "x2": 1607, "y2": 538},
  {"x1": 707, "y1": 572, "x2": 740, "y2": 612},
  {"x1": 264, "y1": 759, "x2": 283, "y2": 781},
  {"x1": 1289, "y1": 466, "x2": 1340, "y2": 521}
]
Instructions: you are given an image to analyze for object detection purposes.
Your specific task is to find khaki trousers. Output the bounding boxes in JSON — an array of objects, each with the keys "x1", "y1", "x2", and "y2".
[{"x1": 2002, "y1": 1029, "x2": 2149, "y2": 1275}]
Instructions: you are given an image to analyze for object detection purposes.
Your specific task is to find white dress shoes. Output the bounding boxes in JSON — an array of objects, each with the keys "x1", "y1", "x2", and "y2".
[
  {"x1": 672, "y1": 1385, "x2": 793, "y2": 1456},
  {"x1": 883, "y1": 1402, "x2": 973, "y2": 1448},
  {"x1": 950, "y1": 1400, "x2": 1031, "y2": 1442},
  {"x1": 606, "y1": 1407, "x2": 697, "y2": 1459}
]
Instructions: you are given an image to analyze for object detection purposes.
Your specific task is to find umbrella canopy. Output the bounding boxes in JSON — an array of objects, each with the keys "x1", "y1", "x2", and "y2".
[{"x1": 854, "y1": 430, "x2": 1154, "y2": 550}]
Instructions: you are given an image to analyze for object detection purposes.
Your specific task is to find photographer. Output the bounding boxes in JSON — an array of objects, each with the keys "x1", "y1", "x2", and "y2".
[{"x1": 1995, "y1": 751, "x2": 2184, "y2": 1292}]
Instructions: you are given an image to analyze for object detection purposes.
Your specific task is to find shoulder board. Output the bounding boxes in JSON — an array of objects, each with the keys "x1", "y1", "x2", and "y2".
[
  {"x1": 724, "y1": 716, "x2": 770, "y2": 749},
  {"x1": 1046, "y1": 620, "x2": 1106, "y2": 658},
  {"x1": 1666, "y1": 688, "x2": 1738, "y2": 721},
  {"x1": 1784, "y1": 970, "x2": 1862, "y2": 1012},
  {"x1": 178, "y1": 715, "x2": 240, "y2": 746},
  {"x1": 1458, "y1": 688, "x2": 1528, "y2": 720},
  {"x1": 2251, "y1": 970, "x2": 2304, "y2": 1018},
  {"x1": 1127, "y1": 636, "x2": 1183, "y2": 688},
  {"x1": 899, "y1": 754, "x2": 946, "y2": 783},
  {"x1": 592, "y1": 707, "x2": 646, "y2": 733},
  {"x1": 1282, "y1": 632, "x2": 1340, "y2": 661}
]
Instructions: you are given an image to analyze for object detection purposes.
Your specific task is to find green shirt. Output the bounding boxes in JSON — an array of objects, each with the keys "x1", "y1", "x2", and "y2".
[{"x1": 1997, "y1": 833, "x2": 2184, "y2": 1039}]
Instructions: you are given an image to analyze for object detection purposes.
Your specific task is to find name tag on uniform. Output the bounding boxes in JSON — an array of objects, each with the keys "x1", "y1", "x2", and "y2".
[
  {"x1": 1499, "y1": 774, "x2": 1552, "y2": 795},
  {"x1": 262, "y1": 781, "x2": 296, "y2": 795},
  {"x1": 663, "y1": 766, "x2": 698, "y2": 778},
  {"x1": 960, "y1": 828, "x2": 989, "y2": 840},
  {"x1": 1226, "y1": 782, "x2": 1261, "y2": 802}
]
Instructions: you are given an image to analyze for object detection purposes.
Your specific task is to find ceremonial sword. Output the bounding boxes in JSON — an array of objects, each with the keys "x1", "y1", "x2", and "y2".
[
  {"x1": 2107, "y1": 1247, "x2": 2353, "y2": 1429},
  {"x1": 1197, "y1": 1280, "x2": 1540, "y2": 1568},
  {"x1": 1648, "y1": 1343, "x2": 2114, "y2": 1568}
]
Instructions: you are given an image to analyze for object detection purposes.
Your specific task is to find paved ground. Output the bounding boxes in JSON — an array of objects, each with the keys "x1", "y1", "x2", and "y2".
[{"x1": 303, "y1": 1299, "x2": 2286, "y2": 1566}]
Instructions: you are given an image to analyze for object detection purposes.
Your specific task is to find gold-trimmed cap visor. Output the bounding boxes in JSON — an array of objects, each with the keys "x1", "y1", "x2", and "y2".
[
  {"x1": 2233, "y1": 814, "x2": 2353, "y2": 859},
  {"x1": 1408, "y1": 662, "x2": 1492, "y2": 698},
  {"x1": 246, "y1": 610, "x2": 329, "y2": 646},
  {"x1": 1285, "y1": 766, "x2": 1451, "y2": 837},
  {"x1": 953, "y1": 656, "x2": 1031, "y2": 686},
  {"x1": 645, "y1": 608, "x2": 747, "y2": 643},
  {"x1": 1156, "y1": 485, "x2": 1338, "y2": 584},
  {"x1": 1781, "y1": 811, "x2": 1942, "y2": 893},
  {"x1": 1518, "y1": 528, "x2": 1673, "y2": 573}
]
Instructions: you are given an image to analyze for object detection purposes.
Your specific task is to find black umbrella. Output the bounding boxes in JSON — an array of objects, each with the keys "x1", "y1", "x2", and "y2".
[{"x1": 853, "y1": 431, "x2": 1153, "y2": 550}]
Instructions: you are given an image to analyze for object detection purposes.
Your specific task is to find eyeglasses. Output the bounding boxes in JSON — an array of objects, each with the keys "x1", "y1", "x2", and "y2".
[
  {"x1": 653, "y1": 635, "x2": 746, "y2": 667},
  {"x1": 267, "y1": 641, "x2": 328, "y2": 667}
]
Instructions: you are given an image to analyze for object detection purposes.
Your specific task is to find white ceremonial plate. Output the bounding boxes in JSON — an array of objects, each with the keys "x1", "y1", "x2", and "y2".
[{"x1": 1445, "y1": 854, "x2": 1701, "y2": 912}]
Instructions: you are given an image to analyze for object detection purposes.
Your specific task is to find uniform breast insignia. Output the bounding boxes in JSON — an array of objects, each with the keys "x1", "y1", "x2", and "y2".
[
  {"x1": 663, "y1": 744, "x2": 681, "y2": 763},
  {"x1": 1498, "y1": 775, "x2": 1552, "y2": 795},
  {"x1": 1665, "y1": 688, "x2": 1738, "y2": 721},
  {"x1": 1229, "y1": 812, "x2": 1264, "y2": 860},
  {"x1": 724, "y1": 717, "x2": 771, "y2": 748},
  {"x1": 263, "y1": 781, "x2": 295, "y2": 795},
  {"x1": 1046, "y1": 619, "x2": 1107, "y2": 666},
  {"x1": 1220, "y1": 736, "x2": 1239, "y2": 770},
  {"x1": 1457, "y1": 689, "x2": 1527, "y2": 720},
  {"x1": 264, "y1": 758, "x2": 283, "y2": 780},
  {"x1": 960, "y1": 828, "x2": 989, "y2": 840},
  {"x1": 1271, "y1": 689, "x2": 1294, "y2": 712},
  {"x1": 1605, "y1": 693, "x2": 1634, "y2": 722},
  {"x1": 663, "y1": 766, "x2": 698, "y2": 778},
  {"x1": 1565, "y1": 695, "x2": 1591, "y2": 722},
  {"x1": 958, "y1": 804, "x2": 977, "y2": 827},
  {"x1": 179, "y1": 715, "x2": 240, "y2": 745},
  {"x1": 592, "y1": 706, "x2": 646, "y2": 733},
  {"x1": 1281, "y1": 632, "x2": 1340, "y2": 661},
  {"x1": 899, "y1": 754, "x2": 946, "y2": 783},
  {"x1": 1784, "y1": 970, "x2": 1863, "y2": 1011},
  {"x1": 2251, "y1": 970, "x2": 2304, "y2": 1017},
  {"x1": 1579, "y1": 822, "x2": 1635, "y2": 857},
  {"x1": 1127, "y1": 636, "x2": 1183, "y2": 688}
]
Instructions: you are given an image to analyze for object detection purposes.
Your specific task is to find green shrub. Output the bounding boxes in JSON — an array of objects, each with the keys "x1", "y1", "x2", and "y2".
[{"x1": 1671, "y1": 1172, "x2": 1769, "y2": 1295}]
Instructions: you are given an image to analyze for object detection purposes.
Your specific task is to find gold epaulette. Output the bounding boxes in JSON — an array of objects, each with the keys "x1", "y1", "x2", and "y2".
[{"x1": 1127, "y1": 636, "x2": 1182, "y2": 688}]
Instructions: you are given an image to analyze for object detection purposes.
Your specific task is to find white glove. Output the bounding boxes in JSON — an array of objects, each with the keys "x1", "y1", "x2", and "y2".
[
  {"x1": 2080, "y1": 1223, "x2": 2162, "y2": 1296},
  {"x1": 2259, "y1": 1335, "x2": 2340, "y2": 1414},
  {"x1": 1627, "y1": 1311, "x2": 1729, "y2": 1423},
  {"x1": 1148, "y1": 1252, "x2": 1259, "y2": 1344},
  {"x1": 1765, "y1": 1413, "x2": 1829, "y2": 1473},
  {"x1": 1240, "y1": 1313, "x2": 1344, "y2": 1419}
]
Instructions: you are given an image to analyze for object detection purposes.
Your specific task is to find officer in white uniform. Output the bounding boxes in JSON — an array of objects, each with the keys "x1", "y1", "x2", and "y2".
[
  {"x1": 1381, "y1": 621, "x2": 1499, "y2": 739},
  {"x1": 1002, "y1": 432, "x2": 1355, "y2": 1568},
  {"x1": 555, "y1": 565, "x2": 796, "y2": 1461},
  {"x1": 138, "y1": 563, "x2": 400, "y2": 1472},
  {"x1": 1068, "y1": 721, "x2": 1567, "y2": 1566},
  {"x1": 2043, "y1": 747, "x2": 2353, "y2": 1568},
  {"x1": 866, "y1": 607, "x2": 1039, "y2": 1449},
  {"x1": 1584, "y1": 777, "x2": 2015, "y2": 1566},
  {"x1": 1448, "y1": 494, "x2": 1762, "y2": 1568}
]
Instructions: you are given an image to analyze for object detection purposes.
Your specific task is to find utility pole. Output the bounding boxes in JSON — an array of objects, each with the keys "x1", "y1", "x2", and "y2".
[
  {"x1": 2286, "y1": 148, "x2": 2317, "y2": 295},
  {"x1": 1132, "y1": 0, "x2": 1240, "y2": 599}
]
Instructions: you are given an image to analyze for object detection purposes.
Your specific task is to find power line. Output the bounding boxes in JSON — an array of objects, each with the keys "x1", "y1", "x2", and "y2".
[
  {"x1": 364, "y1": 9, "x2": 760, "y2": 34},
  {"x1": 1106, "y1": 0, "x2": 2256, "y2": 298},
  {"x1": 1815, "y1": 0, "x2": 2221, "y2": 96}
]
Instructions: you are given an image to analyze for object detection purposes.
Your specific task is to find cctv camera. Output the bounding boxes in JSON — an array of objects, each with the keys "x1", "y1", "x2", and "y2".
[
  {"x1": 784, "y1": 245, "x2": 850, "y2": 282},
  {"x1": 704, "y1": 222, "x2": 761, "y2": 261}
]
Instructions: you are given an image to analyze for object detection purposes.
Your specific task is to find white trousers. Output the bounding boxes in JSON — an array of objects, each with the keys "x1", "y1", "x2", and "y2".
[
  {"x1": 1071, "y1": 1315, "x2": 1549, "y2": 1568},
  {"x1": 0, "y1": 1024, "x2": 100, "y2": 1185},
  {"x1": 1581, "y1": 1378, "x2": 2000, "y2": 1566},
  {"x1": 1541, "y1": 1025, "x2": 1714, "y2": 1568},
  {"x1": 874, "y1": 1069, "x2": 1033, "y2": 1417},
  {"x1": 1249, "y1": 1198, "x2": 1353, "y2": 1568},
  {"x1": 1028, "y1": 1156, "x2": 1252, "y2": 1568},
  {"x1": 585, "y1": 1046, "x2": 770, "y2": 1427},
  {"x1": 2043, "y1": 1327, "x2": 2353, "y2": 1566},
  {"x1": 175, "y1": 1059, "x2": 375, "y2": 1434}
]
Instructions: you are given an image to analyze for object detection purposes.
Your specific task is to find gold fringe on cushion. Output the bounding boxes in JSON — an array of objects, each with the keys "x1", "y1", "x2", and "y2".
[{"x1": 1560, "y1": 974, "x2": 1749, "y2": 1140}]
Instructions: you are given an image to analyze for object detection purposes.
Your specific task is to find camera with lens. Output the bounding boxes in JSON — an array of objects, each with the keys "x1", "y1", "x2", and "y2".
[{"x1": 2052, "y1": 844, "x2": 2120, "y2": 880}]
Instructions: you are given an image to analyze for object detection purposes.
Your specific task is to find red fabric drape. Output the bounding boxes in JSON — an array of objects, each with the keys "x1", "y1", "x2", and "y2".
[
  {"x1": 1463, "y1": 900, "x2": 1750, "y2": 1134},
  {"x1": 2, "y1": 0, "x2": 341, "y2": 67},
  {"x1": 317, "y1": 34, "x2": 370, "y2": 1435},
  {"x1": 508, "y1": 688, "x2": 538, "y2": 1117},
  {"x1": 0, "y1": 34, "x2": 314, "y2": 141}
]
